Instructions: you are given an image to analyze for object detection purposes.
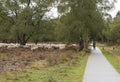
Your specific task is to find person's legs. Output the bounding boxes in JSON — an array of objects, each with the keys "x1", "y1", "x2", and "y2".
[{"x1": 93, "y1": 45, "x2": 95, "y2": 50}]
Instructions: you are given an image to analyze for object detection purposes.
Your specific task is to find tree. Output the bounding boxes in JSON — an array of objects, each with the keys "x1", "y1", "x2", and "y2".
[
  {"x1": 56, "y1": 0, "x2": 113, "y2": 50},
  {"x1": 116, "y1": 11, "x2": 120, "y2": 17},
  {"x1": 106, "y1": 14, "x2": 120, "y2": 44},
  {"x1": 32, "y1": 20, "x2": 56, "y2": 43},
  {"x1": 0, "y1": 0, "x2": 12, "y2": 42},
  {"x1": 0, "y1": 0, "x2": 55, "y2": 45}
]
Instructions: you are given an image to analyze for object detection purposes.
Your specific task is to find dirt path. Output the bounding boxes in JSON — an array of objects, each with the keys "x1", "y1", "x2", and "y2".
[{"x1": 82, "y1": 47, "x2": 120, "y2": 82}]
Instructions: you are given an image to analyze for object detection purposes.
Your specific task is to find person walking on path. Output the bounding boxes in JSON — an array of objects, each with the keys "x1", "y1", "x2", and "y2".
[{"x1": 93, "y1": 41, "x2": 96, "y2": 49}]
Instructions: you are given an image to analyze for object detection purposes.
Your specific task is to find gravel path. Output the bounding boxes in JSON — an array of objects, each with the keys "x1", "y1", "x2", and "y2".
[{"x1": 82, "y1": 47, "x2": 120, "y2": 82}]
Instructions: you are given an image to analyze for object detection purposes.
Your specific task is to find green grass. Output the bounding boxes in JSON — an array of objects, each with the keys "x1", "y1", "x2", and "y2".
[
  {"x1": 0, "y1": 55, "x2": 88, "y2": 82},
  {"x1": 101, "y1": 48, "x2": 120, "y2": 73}
]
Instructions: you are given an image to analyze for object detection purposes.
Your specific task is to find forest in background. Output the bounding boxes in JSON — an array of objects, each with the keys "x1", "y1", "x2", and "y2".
[{"x1": 0, "y1": 0, "x2": 119, "y2": 50}]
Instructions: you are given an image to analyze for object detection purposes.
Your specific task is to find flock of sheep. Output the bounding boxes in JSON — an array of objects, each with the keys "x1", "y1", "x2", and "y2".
[{"x1": 0, "y1": 43, "x2": 77, "y2": 51}]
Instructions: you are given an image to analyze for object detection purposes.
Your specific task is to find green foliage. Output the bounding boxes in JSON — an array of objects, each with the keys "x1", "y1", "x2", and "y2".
[
  {"x1": 0, "y1": 0, "x2": 55, "y2": 44},
  {"x1": 104, "y1": 15, "x2": 120, "y2": 44},
  {"x1": 39, "y1": 20, "x2": 56, "y2": 42},
  {"x1": 0, "y1": 0, "x2": 115, "y2": 45},
  {"x1": 116, "y1": 11, "x2": 120, "y2": 17},
  {"x1": 55, "y1": 0, "x2": 112, "y2": 48}
]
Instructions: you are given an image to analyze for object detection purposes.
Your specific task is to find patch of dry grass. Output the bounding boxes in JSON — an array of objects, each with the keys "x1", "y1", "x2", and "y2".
[
  {"x1": 0, "y1": 47, "x2": 85, "y2": 72},
  {"x1": 0, "y1": 47, "x2": 89, "y2": 82}
]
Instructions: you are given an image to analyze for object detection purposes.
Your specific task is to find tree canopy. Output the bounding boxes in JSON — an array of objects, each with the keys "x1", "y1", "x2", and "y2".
[
  {"x1": 0, "y1": 0, "x2": 56, "y2": 45},
  {"x1": 55, "y1": 0, "x2": 114, "y2": 49},
  {"x1": 0, "y1": 0, "x2": 117, "y2": 48}
]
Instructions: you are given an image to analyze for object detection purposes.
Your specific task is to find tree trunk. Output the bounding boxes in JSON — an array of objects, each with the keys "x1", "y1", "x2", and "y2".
[
  {"x1": 20, "y1": 39, "x2": 27, "y2": 45},
  {"x1": 34, "y1": 39, "x2": 39, "y2": 45},
  {"x1": 19, "y1": 34, "x2": 27, "y2": 45},
  {"x1": 84, "y1": 41, "x2": 88, "y2": 49},
  {"x1": 79, "y1": 38, "x2": 84, "y2": 51}
]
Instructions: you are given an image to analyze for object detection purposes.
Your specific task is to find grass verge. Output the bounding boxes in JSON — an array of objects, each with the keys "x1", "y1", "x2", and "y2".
[
  {"x1": 0, "y1": 53, "x2": 88, "y2": 82},
  {"x1": 100, "y1": 47, "x2": 120, "y2": 73}
]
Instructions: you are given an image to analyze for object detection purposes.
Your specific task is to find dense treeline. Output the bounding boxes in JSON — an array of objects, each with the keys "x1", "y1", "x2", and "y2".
[
  {"x1": 0, "y1": 0, "x2": 118, "y2": 50},
  {"x1": 102, "y1": 11, "x2": 120, "y2": 45}
]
